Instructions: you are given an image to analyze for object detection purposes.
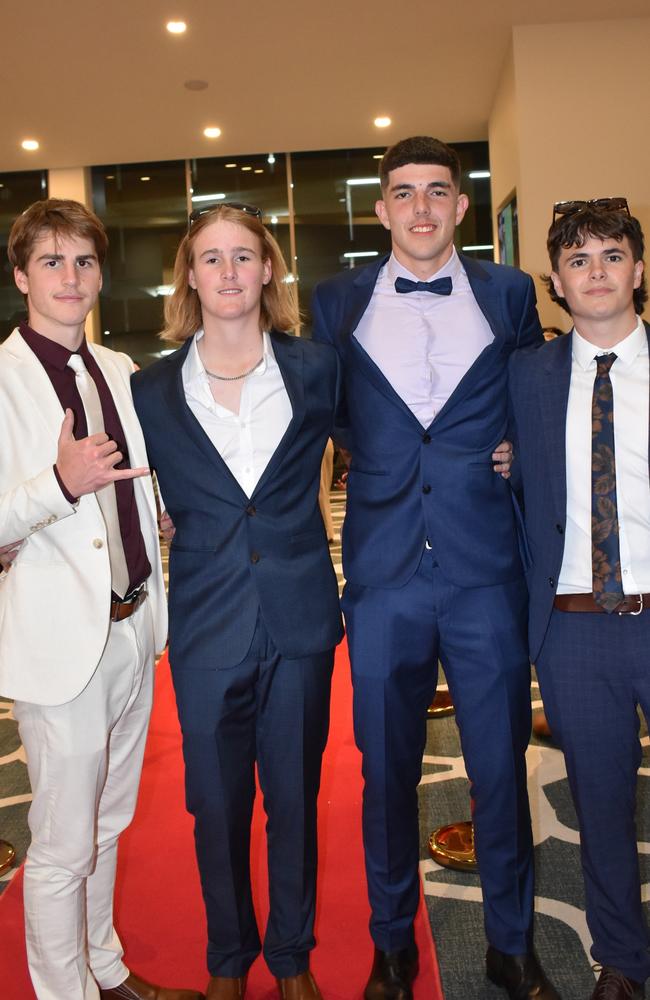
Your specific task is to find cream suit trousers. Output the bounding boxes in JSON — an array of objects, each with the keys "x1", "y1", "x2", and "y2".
[{"x1": 13, "y1": 598, "x2": 155, "y2": 1000}]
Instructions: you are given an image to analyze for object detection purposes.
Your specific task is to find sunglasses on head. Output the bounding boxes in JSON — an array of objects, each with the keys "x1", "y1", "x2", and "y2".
[
  {"x1": 188, "y1": 201, "x2": 263, "y2": 230},
  {"x1": 552, "y1": 197, "x2": 630, "y2": 225}
]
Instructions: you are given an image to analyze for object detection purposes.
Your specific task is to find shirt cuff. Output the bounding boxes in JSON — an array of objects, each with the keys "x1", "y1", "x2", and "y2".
[{"x1": 53, "y1": 465, "x2": 79, "y2": 505}]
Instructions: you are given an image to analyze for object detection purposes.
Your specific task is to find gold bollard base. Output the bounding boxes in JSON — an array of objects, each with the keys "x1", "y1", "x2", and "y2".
[
  {"x1": 428, "y1": 821, "x2": 478, "y2": 872},
  {"x1": 427, "y1": 691, "x2": 455, "y2": 718},
  {"x1": 0, "y1": 839, "x2": 16, "y2": 876}
]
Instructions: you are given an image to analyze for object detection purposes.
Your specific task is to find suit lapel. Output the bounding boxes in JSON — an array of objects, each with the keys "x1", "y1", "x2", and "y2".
[
  {"x1": 162, "y1": 338, "x2": 249, "y2": 504},
  {"x1": 1, "y1": 329, "x2": 67, "y2": 437},
  {"x1": 539, "y1": 333, "x2": 572, "y2": 517},
  {"x1": 252, "y1": 331, "x2": 305, "y2": 497}
]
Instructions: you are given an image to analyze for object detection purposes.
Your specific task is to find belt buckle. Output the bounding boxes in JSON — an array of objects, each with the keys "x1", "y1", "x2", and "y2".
[{"x1": 619, "y1": 594, "x2": 643, "y2": 616}]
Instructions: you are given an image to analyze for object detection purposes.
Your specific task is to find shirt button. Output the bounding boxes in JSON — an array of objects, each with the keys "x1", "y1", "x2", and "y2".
[
  {"x1": 422, "y1": 434, "x2": 432, "y2": 444},
  {"x1": 422, "y1": 485, "x2": 432, "y2": 494},
  {"x1": 548, "y1": 577, "x2": 555, "y2": 588},
  {"x1": 250, "y1": 552, "x2": 260, "y2": 564},
  {"x1": 93, "y1": 539, "x2": 104, "y2": 549},
  {"x1": 623, "y1": 569, "x2": 629, "y2": 575},
  {"x1": 246, "y1": 505, "x2": 256, "y2": 516}
]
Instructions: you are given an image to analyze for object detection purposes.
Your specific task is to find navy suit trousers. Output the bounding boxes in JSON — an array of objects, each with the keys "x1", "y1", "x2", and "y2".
[
  {"x1": 343, "y1": 548, "x2": 534, "y2": 954},
  {"x1": 171, "y1": 616, "x2": 334, "y2": 978},
  {"x1": 537, "y1": 607, "x2": 650, "y2": 982}
]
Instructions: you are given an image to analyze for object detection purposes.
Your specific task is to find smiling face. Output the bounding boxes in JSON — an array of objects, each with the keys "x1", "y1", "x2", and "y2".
[
  {"x1": 188, "y1": 220, "x2": 272, "y2": 330},
  {"x1": 14, "y1": 231, "x2": 102, "y2": 347},
  {"x1": 551, "y1": 234, "x2": 644, "y2": 342},
  {"x1": 375, "y1": 163, "x2": 469, "y2": 279}
]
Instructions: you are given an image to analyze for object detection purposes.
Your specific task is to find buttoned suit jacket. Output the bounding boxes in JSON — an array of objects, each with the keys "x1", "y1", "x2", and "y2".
[
  {"x1": 508, "y1": 322, "x2": 650, "y2": 663},
  {"x1": 311, "y1": 253, "x2": 544, "y2": 590},
  {"x1": 0, "y1": 329, "x2": 168, "y2": 706},
  {"x1": 131, "y1": 330, "x2": 343, "y2": 671}
]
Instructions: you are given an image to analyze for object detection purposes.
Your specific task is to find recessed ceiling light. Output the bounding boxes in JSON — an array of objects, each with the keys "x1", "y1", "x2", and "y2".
[
  {"x1": 267, "y1": 153, "x2": 276, "y2": 164},
  {"x1": 241, "y1": 166, "x2": 252, "y2": 172},
  {"x1": 140, "y1": 176, "x2": 151, "y2": 182},
  {"x1": 225, "y1": 163, "x2": 237, "y2": 168},
  {"x1": 374, "y1": 116, "x2": 391, "y2": 128},
  {"x1": 203, "y1": 126, "x2": 221, "y2": 139},
  {"x1": 166, "y1": 21, "x2": 186, "y2": 34},
  {"x1": 254, "y1": 169, "x2": 263, "y2": 174},
  {"x1": 270, "y1": 215, "x2": 278, "y2": 224},
  {"x1": 21, "y1": 139, "x2": 39, "y2": 151}
]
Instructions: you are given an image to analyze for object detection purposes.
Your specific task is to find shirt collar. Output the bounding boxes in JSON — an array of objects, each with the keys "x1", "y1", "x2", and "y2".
[
  {"x1": 186, "y1": 328, "x2": 274, "y2": 388},
  {"x1": 386, "y1": 246, "x2": 461, "y2": 286},
  {"x1": 572, "y1": 316, "x2": 647, "y2": 371},
  {"x1": 19, "y1": 319, "x2": 92, "y2": 371}
]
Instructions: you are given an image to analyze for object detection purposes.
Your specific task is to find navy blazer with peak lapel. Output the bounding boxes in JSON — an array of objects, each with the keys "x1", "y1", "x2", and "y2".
[
  {"x1": 131, "y1": 330, "x2": 343, "y2": 670},
  {"x1": 312, "y1": 253, "x2": 544, "y2": 589},
  {"x1": 509, "y1": 322, "x2": 650, "y2": 663}
]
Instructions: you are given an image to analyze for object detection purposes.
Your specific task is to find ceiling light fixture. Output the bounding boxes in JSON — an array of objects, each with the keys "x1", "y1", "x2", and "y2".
[
  {"x1": 140, "y1": 176, "x2": 151, "y2": 182},
  {"x1": 267, "y1": 153, "x2": 276, "y2": 164},
  {"x1": 346, "y1": 177, "x2": 381, "y2": 186},
  {"x1": 373, "y1": 154, "x2": 384, "y2": 159},
  {"x1": 166, "y1": 21, "x2": 186, "y2": 34},
  {"x1": 374, "y1": 116, "x2": 391, "y2": 128},
  {"x1": 21, "y1": 139, "x2": 39, "y2": 151},
  {"x1": 461, "y1": 244, "x2": 494, "y2": 251},
  {"x1": 241, "y1": 166, "x2": 252, "y2": 172},
  {"x1": 203, "y1": 126, "x2": 221, "y2": 139},
  {"x1": 343, "y1": 251, "x2": 379, "y2": 259},
  {"x1": 468, "y1": 170, "x2": 491, "y2": 179},
  {"x1": 254, "y1": 169, "x2": 263, "y2": 174},
  {"x1": 225, "y1": 163, "x2": 237, "y2": 168}
]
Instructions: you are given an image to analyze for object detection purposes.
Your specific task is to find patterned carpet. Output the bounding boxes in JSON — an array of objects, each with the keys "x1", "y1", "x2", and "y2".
[{"x1": 2, "y1": 491, "x2": 649, "y2": 1000}]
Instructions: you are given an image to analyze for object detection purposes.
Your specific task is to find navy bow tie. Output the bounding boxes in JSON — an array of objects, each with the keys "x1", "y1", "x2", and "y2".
[{"x1": 394, "y1": 276, "x2": 453, "y2": 296}]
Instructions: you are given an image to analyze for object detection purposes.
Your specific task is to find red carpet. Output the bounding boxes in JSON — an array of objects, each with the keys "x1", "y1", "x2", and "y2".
[{"x1": 0, "y1": 640, "x2": 442, "y2": 999}]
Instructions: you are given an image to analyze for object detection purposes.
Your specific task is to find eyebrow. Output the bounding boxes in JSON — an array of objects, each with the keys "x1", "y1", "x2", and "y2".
[
  {"x1": 35, "y1": 253, "x2": 98, "y2": 262},
  {"x1": 389, "y1": 180, "x2": 451, "y2": 193},
  {"x1": 565, "y1": 245, "x2": 628, "y2": 261},
  {"x1": 199, "y1": 245, "x2": 258, "y2": 258}
]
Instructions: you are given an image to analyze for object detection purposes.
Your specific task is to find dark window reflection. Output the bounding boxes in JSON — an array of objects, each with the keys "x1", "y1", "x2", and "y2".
[
  {"x1": 92, "y1": 162, "x2": 186, "y2": 366},
  {"x1": 0, "y1": 171, "x2": 48, "y2": 342}
]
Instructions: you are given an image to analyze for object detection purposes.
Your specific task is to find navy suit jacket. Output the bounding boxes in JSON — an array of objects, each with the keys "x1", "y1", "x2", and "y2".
[
  {"x1": 311, "y1": 254, "x2": 543, "y2": 589},
  {"x1": 509, "y1": 322, "x2": 650, "y2": 663},
  {"x1": 132, "y1": 330, "x2": 344, "y2": 670}
]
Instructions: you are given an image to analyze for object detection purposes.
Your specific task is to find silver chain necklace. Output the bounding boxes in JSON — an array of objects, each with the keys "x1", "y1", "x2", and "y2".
[{"x1": 203, "y1": 356, "x2": 264, "y2": 381}]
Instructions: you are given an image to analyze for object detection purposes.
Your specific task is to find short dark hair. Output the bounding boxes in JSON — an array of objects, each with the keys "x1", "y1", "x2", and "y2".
[
  {"x1": 8, "y1": 198, "x2": 108, "y2": 272},
  {"x1": 379, "y1": 136, "x2": 461, "y2": 190},
  {"x1": 544, "y1": 207, "x2": 646, "y2": 315}
]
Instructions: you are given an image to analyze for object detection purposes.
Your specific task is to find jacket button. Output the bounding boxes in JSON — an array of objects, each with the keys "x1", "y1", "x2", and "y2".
[
  {"x1": 246, "y1": 505, "x2": 256, "y2": 516},
  {"x1": 422, "y1": 485, "x2": 431, "y2": 494},
  {"x1": 556, "y1": 524, "x2": 564, "y2": 534},
  {"x1": 548, "y1": 577, "x2": 555, "y2": 588},
  {"x1": 93, "y1": 539, "x2": 104, "y2": 549},
  {"x1": 250, "y1": 552, "x2": 260, "y2": 564},
  {"x1": 422, "y1": 434, "x2": 431, "y2": 444}
]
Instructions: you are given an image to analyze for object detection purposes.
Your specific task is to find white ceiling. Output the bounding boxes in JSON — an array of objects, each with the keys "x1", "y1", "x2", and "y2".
[{"x1": 2, "y1": 1, "x2": 647, "y2": 172}]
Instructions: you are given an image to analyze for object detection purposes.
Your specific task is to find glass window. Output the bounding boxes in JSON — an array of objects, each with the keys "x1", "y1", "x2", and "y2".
[
  {"x1": 0, "y1": 171, "x2": 48, "y2": 342},
  {"x1": 92, "y1": 161, "x2": 186, "y2": 365}
]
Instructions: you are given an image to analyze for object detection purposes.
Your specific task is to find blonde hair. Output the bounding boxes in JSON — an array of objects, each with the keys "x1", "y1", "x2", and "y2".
[{"x1": 161, "y1": 205, "x2": 299, "y2": 343}]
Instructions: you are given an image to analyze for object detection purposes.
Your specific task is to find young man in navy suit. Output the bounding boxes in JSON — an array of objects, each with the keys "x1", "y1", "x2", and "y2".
[
  {"x1": 312, "y1": 137, "x2": 558, "y2": 1000},
  {"x1": 510, "y1": 201, "x2": 649, "y2": 1000}
]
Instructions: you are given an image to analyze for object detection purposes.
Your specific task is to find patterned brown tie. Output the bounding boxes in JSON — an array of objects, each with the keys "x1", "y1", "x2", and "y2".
[{"x1": 591, "y1": 353, "x2": 623, "y2": 612}]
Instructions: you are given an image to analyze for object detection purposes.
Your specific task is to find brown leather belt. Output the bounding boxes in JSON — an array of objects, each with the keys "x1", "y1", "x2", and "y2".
[
  {"x1": 110, "y1": 584, "x2": 147, "y2": 623},
  {"x1": 554, "y1": 593, "x2": 650, "y2": 616}
]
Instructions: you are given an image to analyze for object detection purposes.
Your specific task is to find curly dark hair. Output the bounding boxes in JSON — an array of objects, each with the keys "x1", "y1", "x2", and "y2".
[
  {"x1": 379, "y1": 136, "x2": 461, "y2": 190},
  {"x1": 543, "y1": 207, "x2": 646, "y2": 315}
]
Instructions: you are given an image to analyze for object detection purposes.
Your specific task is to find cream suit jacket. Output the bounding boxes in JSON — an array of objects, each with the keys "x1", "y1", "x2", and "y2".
[{"x1": 0, "y1": 328, "x2": 167, "y2": 706}]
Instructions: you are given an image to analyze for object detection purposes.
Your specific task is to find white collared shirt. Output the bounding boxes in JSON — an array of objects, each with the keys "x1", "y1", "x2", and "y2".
[
  {"x1": 558, "y1": 317, "x2": 650, "y2": 593},
  {"x1": 353, "y1": 248, "x2": 494, "y2": 427},
  {"x1": 182, "y1": 330, "x2": 292, "y2": 498}
]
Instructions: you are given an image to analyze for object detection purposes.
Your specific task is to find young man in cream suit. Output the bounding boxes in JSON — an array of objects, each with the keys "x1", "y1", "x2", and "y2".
[{"x1": 0, "y1": 199, "x2": 202, "y2": 1000}]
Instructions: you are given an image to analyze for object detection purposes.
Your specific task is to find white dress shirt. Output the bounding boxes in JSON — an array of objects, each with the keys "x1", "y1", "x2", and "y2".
[
  {"x1": 182, "y1": 330, "x2": 292, "y2": 498},
  {"x1": 558, "y1": 317, "x2": 650, "y2": 594},
  {"x1": 353, "y1": 249, "x2": 494, "y2": 427}
]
